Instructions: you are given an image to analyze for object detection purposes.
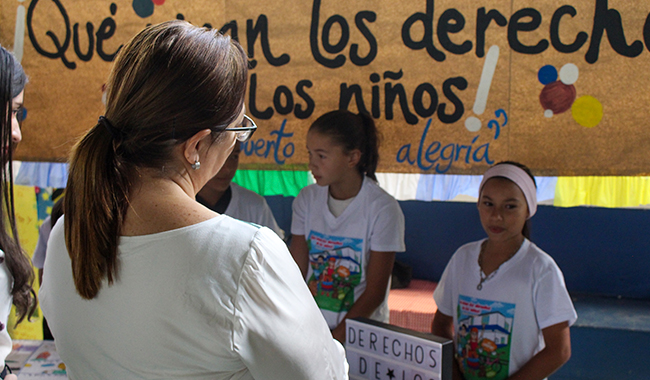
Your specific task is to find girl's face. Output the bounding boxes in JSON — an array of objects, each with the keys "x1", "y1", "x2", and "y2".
[
  {"x1": 478, "y1": 177, "x2": 529, "y2": 244},
  {"x1": 306, "y1": 130, "x2": 358, "y2": 187},
  {"x1": 11, "y1": 90, "x2": 24, "y2": 147}
]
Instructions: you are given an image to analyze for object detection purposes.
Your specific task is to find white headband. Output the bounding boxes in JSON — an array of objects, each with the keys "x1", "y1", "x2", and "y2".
[{"x1": 479, "y1": 164, "x2": 537, "y2": 219}]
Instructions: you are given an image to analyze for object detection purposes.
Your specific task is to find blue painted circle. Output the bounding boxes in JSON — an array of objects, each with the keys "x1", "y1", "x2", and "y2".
[
  {"x1": 132, "y1": 0, "x2": 154, "y2": 18},
  {"x1": 538, "y1": 65, "x2": 558, "y2": 85}
]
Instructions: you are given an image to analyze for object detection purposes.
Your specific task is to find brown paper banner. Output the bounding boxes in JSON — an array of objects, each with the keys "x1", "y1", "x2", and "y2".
[{"x1": 1, "y1": 0, "x2": 648, "y2": 175}]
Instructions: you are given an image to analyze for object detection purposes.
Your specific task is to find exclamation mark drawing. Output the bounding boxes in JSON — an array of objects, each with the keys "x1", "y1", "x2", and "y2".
[
  {"x1": 465, "y1": 45, "x2": 500, "y2": 132},
  {"x1": 13, "y1": 0, "x2": 26, "y2": 62}
]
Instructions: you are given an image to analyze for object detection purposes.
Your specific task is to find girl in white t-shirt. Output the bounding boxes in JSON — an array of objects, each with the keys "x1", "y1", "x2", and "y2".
[
  {"x1": 432, "y1": 162, "x2": 577, "y2": 380},
  {"x1": 0, "y1": 46, "x2": 36, "y2": 380},
  {"x1": 290, "y1": 110, "x2": 405, "y2": 343}
]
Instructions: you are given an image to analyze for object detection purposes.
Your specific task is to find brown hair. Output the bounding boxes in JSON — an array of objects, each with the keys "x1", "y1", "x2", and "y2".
[
  {"x1": 65, "y1": 21, "x2": 248, "y2": 299},
  {"x1": 309, "y1": 110, "x2": 380, "y2": 180},
  {"x1": 0, "y1": 46, "x2": 36, "y2": 323}
]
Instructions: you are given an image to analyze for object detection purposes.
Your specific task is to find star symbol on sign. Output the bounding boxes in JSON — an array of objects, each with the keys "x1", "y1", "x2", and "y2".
[{"x1": 386, "y1": 368, "x2": 395, "y2": 379}]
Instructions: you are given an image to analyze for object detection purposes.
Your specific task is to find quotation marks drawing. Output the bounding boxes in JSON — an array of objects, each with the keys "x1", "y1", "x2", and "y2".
[
  {"x1": 132, "y1": 0, "x2": 165, "y2": 18},
  {"x1": 538, "y1": 64, "x2": 603, "y2": 128}
]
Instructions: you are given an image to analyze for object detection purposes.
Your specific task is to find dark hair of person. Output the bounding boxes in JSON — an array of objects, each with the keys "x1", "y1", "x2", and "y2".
[
  {"x1": 493, "y1": 161, "x2": 537, "y2": 239},
  {"x1": 309, "y1": 110, "x2": 380, "y2": 181},
  {"x1": 0, "y1": 47, "x2": 36, "y2": 323},
  {"x1": 64, "y1": 20, "x2": 249, "y2": 299},
  {"x1": 49, "y1": 190, "x2": 65, "y2": 228}
]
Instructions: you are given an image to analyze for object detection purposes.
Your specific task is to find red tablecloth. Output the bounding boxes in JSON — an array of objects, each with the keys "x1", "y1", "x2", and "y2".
[{"x1": 387, "y1": 279, "x2": 438, "y2": 333}]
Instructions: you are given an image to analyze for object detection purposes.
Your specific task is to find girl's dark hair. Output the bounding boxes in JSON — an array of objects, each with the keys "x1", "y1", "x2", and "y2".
[
  {"x1": 64, "y1": 20, "x2": 249, "y2": 299},
  {"x1": 0, "y1": 47, "x2": 36, "y2": 323},
  {"x1": 50, "y1": 190, "x2": 64, "y2": 228},
  {"x1": 309, "y1": 110, "x2": 380, "y2": 180},
  {"x1": 494, "y1": 161, "x2": 537, "y2": 239},
  {"x1": 10, "y1": 55, "x2": 27, "y2": 98}
]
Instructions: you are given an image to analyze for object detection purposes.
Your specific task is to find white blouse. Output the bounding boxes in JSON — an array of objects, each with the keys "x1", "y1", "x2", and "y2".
[{"x1": 41, "y1": 215, "x2": 348, "y2": 380}]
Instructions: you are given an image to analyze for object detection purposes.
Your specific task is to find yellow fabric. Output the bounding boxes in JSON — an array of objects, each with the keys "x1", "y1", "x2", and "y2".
[
  {"x1": 7, "y1": 185, "x2": 43, "y2": 340},
  {"x1": 555, "y1": 177, "x2": 650, "y2": 208}
]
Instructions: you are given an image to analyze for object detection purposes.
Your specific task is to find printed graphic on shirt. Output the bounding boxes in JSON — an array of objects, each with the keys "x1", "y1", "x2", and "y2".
[
  {"x1": 456, "y1": 295, "x2": 514, "y2": 380},
  {"x1": 306, "y1": 231, "x2": 363, "y2": 313}
]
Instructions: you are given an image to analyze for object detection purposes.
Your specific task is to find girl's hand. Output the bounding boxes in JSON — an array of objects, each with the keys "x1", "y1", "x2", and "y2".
[
  {"x1": 5, "y1": 374, "x2": 17, "y2": 380},
  {"x1": 329, "y1": 250, "x2": 395, "y2": 346}
]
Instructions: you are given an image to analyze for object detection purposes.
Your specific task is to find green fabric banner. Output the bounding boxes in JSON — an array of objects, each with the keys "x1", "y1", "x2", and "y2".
[{"x1": 233, "y1": 170, "x2": 313, "y2": 197}]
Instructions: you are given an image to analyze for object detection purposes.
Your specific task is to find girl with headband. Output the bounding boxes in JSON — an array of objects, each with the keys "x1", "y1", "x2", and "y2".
[{"x1": 432, "y1": 161, "x2": 576, "y2": 380}]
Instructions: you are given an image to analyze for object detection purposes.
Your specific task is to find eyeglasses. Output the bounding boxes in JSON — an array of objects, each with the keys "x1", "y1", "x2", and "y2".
[
  {"x1": 13, "y1": 107, "x2": 26, "y2": 124},
  {"x1": 224, "y1": 114, "x2": 257, "y2": 142}
]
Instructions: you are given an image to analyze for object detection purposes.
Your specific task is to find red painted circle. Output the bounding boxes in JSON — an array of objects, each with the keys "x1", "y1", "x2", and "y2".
[{"x1": 539, "y1": 81, "x2": 576, "y2": 114}]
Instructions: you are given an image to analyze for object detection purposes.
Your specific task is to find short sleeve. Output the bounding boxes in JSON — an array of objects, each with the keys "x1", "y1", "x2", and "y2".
[
  {"x1": 290, "y1": 189, "x2": 308, "y2": 236},
  {"x1": 233, "y1": 228, "x2": 349, "y2": 380},
  {"x1": 369, "y1": 200, "x2": 405, "y2": 253},
  {"x1": 533, "y1": 262, "x2": 577, "y2": 329},
  {"x1": 258, "y1": 200, "x2": 284, "y2": 240},
  {"x1": 433, "y1": 252, "x2": 457, "y2": 317}
]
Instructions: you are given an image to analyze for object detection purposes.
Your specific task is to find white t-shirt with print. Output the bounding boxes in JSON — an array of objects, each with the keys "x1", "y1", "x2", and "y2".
[
  {"x1": 433, "y1": 239, "x2": 577, "y2": 380},
  {"x1": 41, "y1": 215, "x2": 348, "y2": 380},
  {"x1": 291, "y1": 176, "x2": 406, "y2": 329}
]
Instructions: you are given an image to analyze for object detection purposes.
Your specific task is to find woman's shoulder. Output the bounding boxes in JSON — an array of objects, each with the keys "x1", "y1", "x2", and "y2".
[
  {"x1": 115, "y1": 215, "x2": 261, "y2": 257},
  {"x1": 179, "y1": 215, "x2": 263, "y2": 243},
  {"x1": 195, "y1": 217, "x2": 286, "y2": 260},
  {"x1": 48, "y1": 214, "x2": 66, "y2": 250},
  {"x1": 248, "y1": 225, "x2": 290, "y2": 258}
]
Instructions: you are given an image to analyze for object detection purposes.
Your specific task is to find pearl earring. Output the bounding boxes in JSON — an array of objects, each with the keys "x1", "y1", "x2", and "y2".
[{"x1": 191, "y1": 159, "x2": 201, "y2": 170}]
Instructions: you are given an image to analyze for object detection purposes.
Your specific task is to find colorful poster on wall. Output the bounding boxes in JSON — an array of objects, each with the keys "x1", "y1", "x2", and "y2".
[{"x1": 1, "y1": 0, "x2": 649, "y2": 175}]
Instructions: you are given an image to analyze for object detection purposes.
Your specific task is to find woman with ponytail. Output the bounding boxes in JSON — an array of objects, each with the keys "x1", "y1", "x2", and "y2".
[
  {"x1": 289, "y1": 110, "x2": 406, "y2": 343},
  {"x1": 40, "y1": 21, "x2": 348, "y2": 379},
  {"x1": 0, "y1": 45, "x2": 35, "y2": 380}
]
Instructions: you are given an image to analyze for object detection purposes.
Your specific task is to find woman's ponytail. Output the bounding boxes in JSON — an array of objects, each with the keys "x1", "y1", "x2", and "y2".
[
  {"x1": 65, "y1": 121, "x2": 132, "y2": 299},
  {"x1": 64, "y1": 21, "x2": 248, "y2": 299}
]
